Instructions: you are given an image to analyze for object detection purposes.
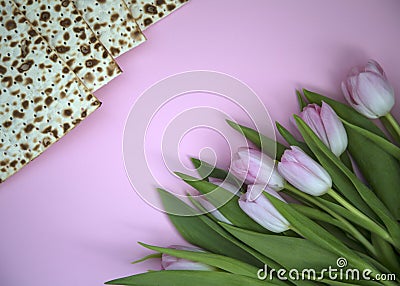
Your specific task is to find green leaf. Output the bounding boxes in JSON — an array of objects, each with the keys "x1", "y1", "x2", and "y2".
[
  {"x1": 319, "y1": 223, "x2": 368, "y2": 255},
  {"x1": 190, "y1": 158, "x2": 241, "y2": 188},
  {"x1": 370, "y1": 234, "x2": 400, "y2": 275},
  {"x1": 341, "y1": 119, "x2": 400, "y2": 161},
  {"x1": 296, "y1": 90, "x2": 308, "y2": 111},
  {"x1": 157, "y1": 188, "x2": 267, "y2": 267},
  {"x1": 295, "y1": 117, "x2": 400, "y2": 249},
  {"x1": 175, "y1": 172, "x2": 271, "y2": 233},
  {"x1": 381, "y1": 116, "x2": 400, "y2": 144},
  {"x1": 281, "y1": 186, "x2": 370, "y2": 254},
  {"x1": 316, "y1": 199, "x2": 377, "y2": 236},
  {"x1": 221, "y1": 223, "x2": 339, "y2": 271},
  {"x1": 138, "y1": 243, "x2": 259, "y2": 277},
  {"x1": 275, "y1": 121, "x2": 313, "y2": 157},
  {"x1": 131, "y1": 253, "x2": 161, "y2": 264},
  {"x1": 264, "y1": 193, "x2": 380, "y2": 275},
  {"x1": 345, "y1": 127, "x2": 400, "y2": 219},
  {"x1": 105, "y1": 270, "x2": 281, "y2": 286},
  {"x1": 190, "y1": 157, "x2": 228, "y2": 180},
  {"x1": 302, "y1": 89, "x2": 385, "y2": 137},
  {"x1": 358, "y1": 252, "x2": 396, "y2": 276},
  {"x1": 158, "y1": 189, "x2": 300, "y2": 285},
  {"x1": 290, "y1": 204, "x2": 347, "y2": 231},
  {"x1": 226, "y1": 120, "x2": 285, "y2": 159},
  {"x1": 339, "y1": 151, "x2": 353, "y2": 173}
]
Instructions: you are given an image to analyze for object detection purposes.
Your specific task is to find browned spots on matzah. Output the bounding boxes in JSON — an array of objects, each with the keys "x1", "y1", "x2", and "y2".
[
  {"x1": 123, "y1": 0, "x2": 189, "y2": 30},
  {"x1": 75, "y1": 0, "x2": 146, "y2": 57},
  {"x1": 0, "y1": 0, "x2": 100, "y2": 183},
  {"x1": 13, "y1": 0, "x2": 122, "y2": 92}
]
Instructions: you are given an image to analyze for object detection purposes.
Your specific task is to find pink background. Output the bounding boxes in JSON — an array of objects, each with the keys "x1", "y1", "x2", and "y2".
[{"x1": 1, "y1": 0, "x2": 400, "y2": 285}]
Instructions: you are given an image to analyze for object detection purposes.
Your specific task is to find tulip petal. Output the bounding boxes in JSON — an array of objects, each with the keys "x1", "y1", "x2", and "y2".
[
  {"x1": 320, "y1": 102, "x2": 348, "y2": 156},
  {"x1": 161, "y1": 245, "x2": 214, "y2": 271},
  {"x1": 247, "y1": 184, "x2": 264, "y2": 201},
  {"x1": 235, "y1": 148, "x2": 284, "y2": 188},
  {"x1": 341, "y1": 80, "x2": 353, "y2": 104},
  {"x1": 357, "y1": 73, "x2": 395, "y2": 117},
  {"x1": 244, "y1": 188, "x2": 288, "y2": 223},
  {"x1": 301, "y1": 104, "x2": 330, "y2": 147},
  {"x1": 365, "y1": 59, "x2": 386, "y2": 79},
  {"x1": 246, "y1": 184, "x2": 286, "y2": 202},
  {"x1": 238, "y1": 198, "x2": 289, "y2": 233},
  {"x1": 278, "y1": 161, "x2": 331, "y2": 196},
  {"x1": 343, "y1": 77, "x2": 378, "y2": 118},
  {"x1": 230, "y1": 158, "x2": 250, "y2": 182},
  {"x1": 288, "y1": 146, "x2": 332, "y2": 186},
  {"x1": 163, "y1": 258, "x2": 214, "y2": 271},
  {"x1": 268, "y1": 169, "x2": 285, "y2": 190}
]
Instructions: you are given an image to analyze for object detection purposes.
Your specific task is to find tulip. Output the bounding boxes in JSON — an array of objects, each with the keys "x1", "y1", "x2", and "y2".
[
  {"x1": 161, "y1": 245, "x2": 215, "y2": 271},
  {"x1": 193, "y1": 195, "x2": 232, "y2": 224},
  {"x1": 341, "y1": 59, "x2": 395, "y2": 119},
  {"x1": 230, "y1": 147, "x2": 284, "y2": 190},
  {"x1": 239, "y1": 186, "x2": 289, "y2": 233},
  {"x1": 278, "y1": 146, "x2": 332, "y2": 196},
  {"x1": 299, "y1": 102, "x2": 348, "y2": 156}
]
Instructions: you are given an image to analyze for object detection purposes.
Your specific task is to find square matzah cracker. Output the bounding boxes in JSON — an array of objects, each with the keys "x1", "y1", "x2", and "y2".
[
  {"x1": 0, "y1": 0, "x2": 101, "y2": 183},
  {"x1": 74, "y1": 0, "x2": 146, "y2": 57},
  {"x1": 124, "y1": 0, "x2": 189, "y2": 30},
  {"x1": 13, "y1": 0, "x2": 122, "y2": 92}
]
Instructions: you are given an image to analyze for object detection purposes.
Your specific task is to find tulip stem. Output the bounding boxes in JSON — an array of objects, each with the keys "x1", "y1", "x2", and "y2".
[
  {"x1": 284, "y1": 184, "x2": 377, "y2": 256},
  {"x1": 327, "y1": 189, "x2": 394, "y2": 245},
  {"x1": 383, "y1": 113, "x2": 400, "y2": 144}
]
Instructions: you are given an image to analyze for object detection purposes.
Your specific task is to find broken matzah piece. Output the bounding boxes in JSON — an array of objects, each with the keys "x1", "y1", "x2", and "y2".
[
  {"x1": 74, "y1": 0, "x2": 146, "y2": 57},
  {"x1": 0, "y1": 0, "x2": 101, "y2": 183},
  {"x1": 13, "y1": 0, "x2": 122, "y2": 92},
  {"x1": 124, "y1": 0, "x2": 189, "y2": 30}
]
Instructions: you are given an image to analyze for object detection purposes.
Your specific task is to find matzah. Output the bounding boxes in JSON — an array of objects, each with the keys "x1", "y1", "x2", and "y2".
[
  {"x1": 0, "y1": 0, "x2": 101, "y2": 183},
  {"x1": 124, "y1": 0, "x2": 189, "y2": 30},
  {"x1": 13, "y1": 0, "x2": 122, "y2": 92},
  {"x1": 74, "y1": 0, "x2": 146, "y2": 57}
]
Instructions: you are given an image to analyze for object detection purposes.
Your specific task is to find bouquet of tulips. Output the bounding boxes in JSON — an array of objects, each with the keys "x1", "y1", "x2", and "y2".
[{"x1": 107, "y1": 60, "x2": 400, "y2": 286}]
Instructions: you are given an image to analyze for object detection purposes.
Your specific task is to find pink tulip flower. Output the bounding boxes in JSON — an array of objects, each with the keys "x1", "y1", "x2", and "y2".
[
  {"x1": 238, "y1": 186, "x2": 289, "y2": 233},
  {"x1": 300, "y1": 102, "x2": 348, "y2": 156},
  {"x1": 341, "y1": 60, "x2": 395, "y2": 119},
  {"x1": 230, "y1": 147, "x2": 284, "y2": 190},
  {"x1": 278, "y1": 146, "x2": 332, "y2": 196}
]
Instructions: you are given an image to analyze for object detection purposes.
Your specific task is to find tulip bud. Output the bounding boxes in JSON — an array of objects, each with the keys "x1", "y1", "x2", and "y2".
[
  {"x1": 230, "y1": 147, "x2": 284, "y2": 190},
  {"x1": 299, "y1": 102, "x2": 348, "y2": 156},
  {"x1": 278, "y1": 146, "x2": 332, "y2": 196},
  {"x1": 238, "y1": 186, "x2": 289, "y2": 233},
  {"x1": 193, "y1": 195, "x2": 232, "y2": 224},
  {"x1": 161, "y1": 245, "x2": 215, "y2": 271},
  {"x1": 341, "y1": 60, "x2": 395, "y2": 119}
]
